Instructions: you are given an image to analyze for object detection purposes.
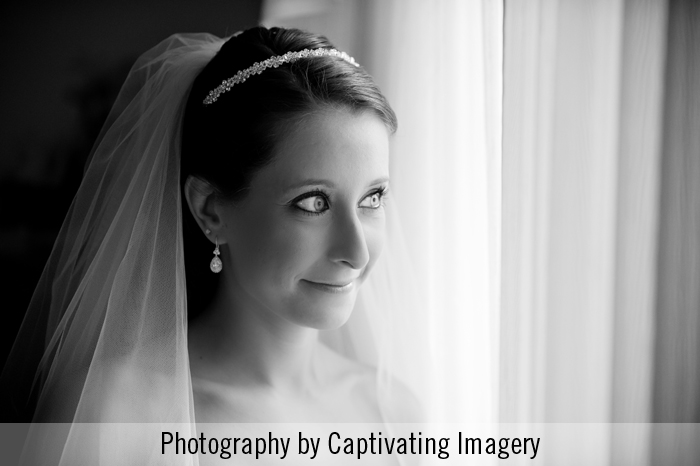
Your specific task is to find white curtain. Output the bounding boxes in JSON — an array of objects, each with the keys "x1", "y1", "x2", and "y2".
[
  {"x1": 502, "y1": 0, "x2": 667, "y2": 424},
  {"x1": 503, "y1": 0, "x2": 700, "y2": 462}
]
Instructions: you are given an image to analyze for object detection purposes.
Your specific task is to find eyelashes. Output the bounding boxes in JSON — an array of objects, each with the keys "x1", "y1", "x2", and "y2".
[{"x1": 291, "y1": 187, "x2": 389, "y2": 216}]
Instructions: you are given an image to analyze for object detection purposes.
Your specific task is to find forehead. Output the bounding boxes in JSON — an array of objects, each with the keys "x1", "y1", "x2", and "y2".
[{"x1": 252, "y1": 108, "x2": 390, "y2": 192}]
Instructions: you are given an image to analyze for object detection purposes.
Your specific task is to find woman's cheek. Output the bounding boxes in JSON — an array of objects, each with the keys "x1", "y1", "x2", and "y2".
[{"x1": 267, "y1": 221, "x2": 324, "y2": 276}]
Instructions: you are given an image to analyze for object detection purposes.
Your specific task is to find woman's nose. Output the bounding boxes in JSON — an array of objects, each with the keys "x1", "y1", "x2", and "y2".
[{"x1": 327, "y1": 208, "x2": 370, "y2": 270}]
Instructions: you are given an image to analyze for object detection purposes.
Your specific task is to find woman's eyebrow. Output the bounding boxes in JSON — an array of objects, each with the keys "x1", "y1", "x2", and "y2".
[
  {"x1": 282, "y1": 179, "x2": 336, "y2": 194},
  {"x1": 282, "y1": 177, "x2": 390, "y2": 194},
  {"x1": 368, "y1": 177, "x2": 390, "y2": 186}
]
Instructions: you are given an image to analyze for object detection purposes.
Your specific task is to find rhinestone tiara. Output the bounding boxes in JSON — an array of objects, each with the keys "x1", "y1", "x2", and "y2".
[
  {"x1": 202, "y1": 48, "x2": 359, "y2": 105},
  {"x1": 203, "y1": 49, "x2": 360, "y2": 105}
]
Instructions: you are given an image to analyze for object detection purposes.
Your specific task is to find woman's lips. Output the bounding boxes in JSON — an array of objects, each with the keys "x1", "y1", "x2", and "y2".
[{"x1": 301, "y1": 279, "x2": 355, "y2": 294}]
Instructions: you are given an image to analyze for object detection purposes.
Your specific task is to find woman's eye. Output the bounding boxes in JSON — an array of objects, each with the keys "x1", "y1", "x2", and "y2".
[
  {"x1": 360, "y1": 191, "x2": 385, "y2": 209},
  {"x1": 296, "y1": 195, "x2": 329, "y2": 214}
]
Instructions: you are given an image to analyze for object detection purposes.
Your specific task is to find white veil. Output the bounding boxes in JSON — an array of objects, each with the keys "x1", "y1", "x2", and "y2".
[{"x1": 1, "y1": 32, "x2": 428, "y2": 464}]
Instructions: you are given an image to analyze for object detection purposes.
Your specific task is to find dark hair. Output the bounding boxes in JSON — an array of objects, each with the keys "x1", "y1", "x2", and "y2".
[{"x1": 180, "y1": 26, "x2": 397, "y2": 317}]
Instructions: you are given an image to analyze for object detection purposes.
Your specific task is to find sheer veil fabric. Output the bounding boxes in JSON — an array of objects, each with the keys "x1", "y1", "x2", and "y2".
[{"x1": 1, "y1": 33, "x2": 426, "y2": 464}]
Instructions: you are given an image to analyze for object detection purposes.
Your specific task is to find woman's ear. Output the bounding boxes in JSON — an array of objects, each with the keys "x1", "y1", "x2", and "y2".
[{"x1": 184, "y1": 176, "x2": 223, "y2": 241}]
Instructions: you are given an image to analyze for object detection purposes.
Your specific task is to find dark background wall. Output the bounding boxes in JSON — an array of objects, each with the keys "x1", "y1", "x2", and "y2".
[{"x1": 0, "y1": 0, "x2": 262, "y2": 368}]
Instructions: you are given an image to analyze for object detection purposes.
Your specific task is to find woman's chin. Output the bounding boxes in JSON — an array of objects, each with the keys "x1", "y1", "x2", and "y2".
[{"x1": 288, "y1": 297, "x2": 357, "y2": 330}]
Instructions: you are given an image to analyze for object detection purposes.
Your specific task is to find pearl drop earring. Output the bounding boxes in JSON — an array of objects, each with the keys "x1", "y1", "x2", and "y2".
[{"x1": 210, "y1": 237, "x2": 222, "y2": 273}]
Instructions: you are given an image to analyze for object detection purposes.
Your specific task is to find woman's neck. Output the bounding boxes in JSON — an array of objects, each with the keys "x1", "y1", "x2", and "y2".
[{"x1": 188, "y1": 278, "x2": 322, "y2": 392}]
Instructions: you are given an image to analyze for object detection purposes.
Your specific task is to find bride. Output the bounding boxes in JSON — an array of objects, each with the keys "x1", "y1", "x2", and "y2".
[{"x1": 1, "y1": 25, "x2": 420, "y2": 463}]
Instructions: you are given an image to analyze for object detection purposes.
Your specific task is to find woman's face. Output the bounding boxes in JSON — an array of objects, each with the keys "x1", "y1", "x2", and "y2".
[{"x1": 217, "y1": 108, "x2": 390, "y2": 330}]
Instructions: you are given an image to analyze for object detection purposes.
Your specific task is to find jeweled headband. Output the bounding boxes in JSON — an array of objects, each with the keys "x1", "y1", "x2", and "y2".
[{"x1": 202, "y1": 48, "x2": 359, "y2": 105}]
